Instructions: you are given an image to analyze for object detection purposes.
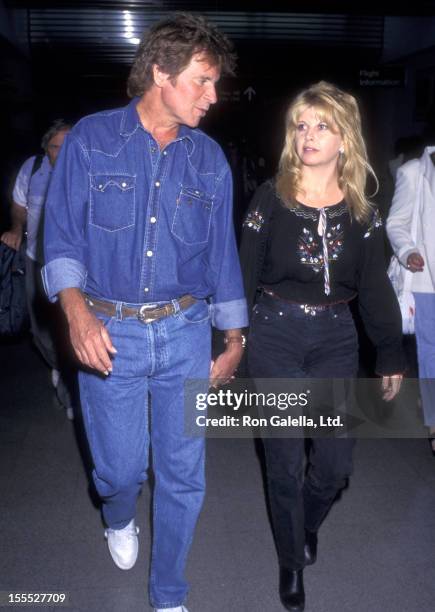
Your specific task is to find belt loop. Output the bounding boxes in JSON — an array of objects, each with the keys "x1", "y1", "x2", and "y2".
[
  {"x1": 171, "y1": 297, "x2": 180, "y2": 315},
  {"x1": 116, "y1": 301, "x2": 123, "y2": 321}
]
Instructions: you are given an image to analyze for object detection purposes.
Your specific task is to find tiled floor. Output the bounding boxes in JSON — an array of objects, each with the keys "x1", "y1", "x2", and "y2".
[{"x1": 1, "y1": 336, "x2": 434, "y2": 611}]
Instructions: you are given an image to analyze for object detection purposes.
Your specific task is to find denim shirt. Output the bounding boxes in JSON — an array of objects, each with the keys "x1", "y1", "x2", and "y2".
[{"x1": 42, "y1": 98, "x2": 248, "y2": 330}]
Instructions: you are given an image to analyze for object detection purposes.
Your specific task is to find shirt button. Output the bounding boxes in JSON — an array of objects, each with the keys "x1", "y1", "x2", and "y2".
[
  {"x1": 155, "y1": 181, "x2": 160, "y2": 187},
  {"x1": 146, "y1": 250, "x2": 153, "y2": 257},
  {"x1": 163, "y1": 151, "x2": 167, "y2": 156},
  {"x1": 150, "y1": 216, "x2": 157, "y2": 223},
  {"x1": 144, "y1": 287, "x2": 149, "y2": 293},
  {"x1": 121, "y1": 181, "x2": 127, "y2": 188}
]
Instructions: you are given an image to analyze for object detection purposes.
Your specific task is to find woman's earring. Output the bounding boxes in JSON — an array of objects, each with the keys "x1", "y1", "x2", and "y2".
[{"x1": 339, "y1": 147, "x2": 344, "y2": 155}]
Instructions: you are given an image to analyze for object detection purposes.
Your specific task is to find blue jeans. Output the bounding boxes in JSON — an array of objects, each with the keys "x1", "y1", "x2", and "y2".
[
  {"x1": 248, "y1": 292, "x2": 358, "y2": 569},
  {"x1": 78, "y1": 298, "x2": 211, "y2": 609},
  {"x1": 413, "y1": 292, "x2": 435, "y2": 427}
]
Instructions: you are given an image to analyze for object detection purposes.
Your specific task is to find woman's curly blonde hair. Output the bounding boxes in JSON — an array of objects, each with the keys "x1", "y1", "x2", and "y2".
[{"x1": 275, "y1": 81, "x2": 378, "y2": 223}]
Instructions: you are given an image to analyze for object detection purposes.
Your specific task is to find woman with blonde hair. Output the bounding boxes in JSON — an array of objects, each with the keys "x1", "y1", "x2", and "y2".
[{"x1": 240, "y1": 81, "x2": 404, "y2": 611}]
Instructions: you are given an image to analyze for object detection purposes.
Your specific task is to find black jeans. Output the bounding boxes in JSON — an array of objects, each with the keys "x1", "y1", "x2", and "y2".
[{"x1": 248, "y1": 293, "x2": 358, "y2": 570}]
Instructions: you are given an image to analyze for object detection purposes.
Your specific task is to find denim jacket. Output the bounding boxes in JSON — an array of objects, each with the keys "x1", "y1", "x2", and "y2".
[{"x1": 42, "y1": 98, "x2": 248, "y2": 330}]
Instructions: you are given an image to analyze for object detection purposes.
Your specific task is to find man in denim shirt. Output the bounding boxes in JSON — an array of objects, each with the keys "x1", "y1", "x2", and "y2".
[{"x1": 42, "y1": 14, "x2": 247, "y2": 612}]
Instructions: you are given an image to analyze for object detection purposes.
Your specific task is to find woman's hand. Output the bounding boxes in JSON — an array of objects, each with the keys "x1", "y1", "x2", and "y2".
[{"x1": 381, "y1": 374, "x2": 403, "y2": 401}]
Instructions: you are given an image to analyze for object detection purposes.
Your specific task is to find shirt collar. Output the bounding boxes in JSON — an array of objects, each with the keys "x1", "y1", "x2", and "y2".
[
  {"x1": 119, "y1": 97, "x2": 141, "y2": 137},
  {"x1": 175, "y1": 125, "x2": 195, "y2": 155},
  {"x1": 120, "y1": 97, "x2": 195, "y2": 154}
]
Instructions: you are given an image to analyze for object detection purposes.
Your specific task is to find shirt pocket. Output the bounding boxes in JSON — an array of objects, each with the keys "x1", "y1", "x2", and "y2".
[
  {"x1": 171, "y1": 186, "x2": 213, "y2": 245},
  {"x1": 89, "y1": 174, "x2": 136, "y2": 232},
  {"x1": 178, "y1": 300, "x2": 211, "y2": 324}
]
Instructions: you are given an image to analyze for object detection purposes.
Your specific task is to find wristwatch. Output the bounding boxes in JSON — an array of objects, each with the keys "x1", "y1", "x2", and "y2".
[{"x1": 223, "y1": 334, "x2": 247, "y2": 349}]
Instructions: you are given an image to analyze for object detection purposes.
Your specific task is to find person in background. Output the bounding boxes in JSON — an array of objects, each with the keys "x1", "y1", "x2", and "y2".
[
  {"x1": 387, "y1": 145, "x2": 435, "y2": 456},
  {"x1": 240, "y1": 81, "x2": 404, "y2": 611},
  {"x1": 42, "y1": 14, "x2": 247, "y2": 612},
  {"x1": 388, "y1": 135, "x2": 424, "y2": 183},
  {"x1": 0, "y1": 119, "x2": 78, "y2": 419}
]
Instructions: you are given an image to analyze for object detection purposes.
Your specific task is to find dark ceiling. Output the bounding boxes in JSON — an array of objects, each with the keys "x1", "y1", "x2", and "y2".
[
  {"x1": 1, "y1": 0, "x2": 435, "y2": 187},
  {"x1": 4, "y1": 0, "x2": 435, "y2": 15}
]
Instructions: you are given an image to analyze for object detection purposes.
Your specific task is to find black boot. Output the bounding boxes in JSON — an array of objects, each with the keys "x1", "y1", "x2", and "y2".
[
  {"x1": 304, "y1": 529, "x2": 318, "y2": 566},
  {"x1": 279, "y1": 568, "x2": 305, "y2": 611}
]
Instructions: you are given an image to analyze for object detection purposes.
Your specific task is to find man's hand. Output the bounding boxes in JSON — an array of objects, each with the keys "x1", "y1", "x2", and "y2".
[
  {"x1": 59, "y1": 288, "x2": 117, "y2": 375},
  {"x1": 209, "y1": 344, "x2": 244, "y2": 388},
  {"x1": 0, "y1": 229, "x2": 22, "y2": 251},
  {"x1": 381, "y1": 374, "x2": 403, "y2": 402},
  {"x1": 1, "y1": 203, "x2": 27, "y2": 251},
  {"x1": 406, "y1": 252, "x2": 424, "y2": 273}
]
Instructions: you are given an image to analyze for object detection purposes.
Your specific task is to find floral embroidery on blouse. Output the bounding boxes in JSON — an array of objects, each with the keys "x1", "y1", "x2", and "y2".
[
  {"x1": 363, "y1": 208, "x2": 382, "y2": 239},
  {"x1": 298, "y1": 223, "x2": 344, "y2": 272},
  {"x1": 243, "y1": 210, "x2": 264, "y2": 232},
  {"x1": 285, "y1": 201, "x2": 349, "y2": 221}
]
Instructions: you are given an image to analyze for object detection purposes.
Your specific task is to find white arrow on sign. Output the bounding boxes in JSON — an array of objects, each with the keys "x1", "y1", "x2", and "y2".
[{"x1": 243, "y1": 86, "x2": 256, "y2": 102}]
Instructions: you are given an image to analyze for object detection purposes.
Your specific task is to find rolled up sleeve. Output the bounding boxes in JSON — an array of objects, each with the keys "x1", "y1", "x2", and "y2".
[
  {"x1": 207, "y1": 165, "x2": 248, "y2": 330},
  {"x1": 42, "y1": 134, "x2": 90, "y2": 302},
  {"x1": 42, "y1": 257, "x2": 87, "y2": 302},
  {"x1": 210, "y1": 298, "x2": 247, "y2": 329}
]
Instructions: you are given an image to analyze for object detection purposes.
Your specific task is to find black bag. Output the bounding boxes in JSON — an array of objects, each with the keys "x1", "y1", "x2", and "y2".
[
  {"x1": 0, "y1": 242, "x2": 29, "y2": 336},
  {"x1": 0, "y1": 154, "x2": 44, "y2": 336}
]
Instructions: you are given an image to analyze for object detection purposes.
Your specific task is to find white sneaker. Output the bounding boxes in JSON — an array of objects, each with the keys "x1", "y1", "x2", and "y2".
[
  {"x1": 154, "y1": 607, "x2": 189, "y2": 612},
  {"x1": 51, "y1": 368, "x2": 60, "y2": 389},
  {"x1": 104, "y1": 519, "x2": 139, "y2": 570}
]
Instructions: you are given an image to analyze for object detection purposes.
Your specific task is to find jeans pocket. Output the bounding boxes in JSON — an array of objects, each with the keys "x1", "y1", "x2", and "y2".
[
  {"x1": 95, "y1": 312, "x2": 116, "y2": 332},
  {"x1": 172, "y1": 186, "x2": 213, "y2": 245},
  {"x1": 178, "y1": 300, "x2": 211, "y2": 324},
  {"x1": 333, "y1": 307, "x2": 354, "y2": 327},
  {"x1": 253, "y1": 302, "x2": 286, "y2": 324},
  {"x1": 90, "y1": 174, "x2": 136, "y2": 232}
]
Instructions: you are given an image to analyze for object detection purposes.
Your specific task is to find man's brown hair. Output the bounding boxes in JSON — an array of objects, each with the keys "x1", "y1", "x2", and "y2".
[{"x1": 127, "y1": 12, "x2": 236, "y2": 97}]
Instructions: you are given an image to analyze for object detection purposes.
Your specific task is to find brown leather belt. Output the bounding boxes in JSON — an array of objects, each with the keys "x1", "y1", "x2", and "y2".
[{"x1": 84, "y1": 294, "x2": 196, "y2": 323}]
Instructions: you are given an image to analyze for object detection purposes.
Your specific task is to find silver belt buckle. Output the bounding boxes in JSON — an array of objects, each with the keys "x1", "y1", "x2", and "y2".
[{"x1": 138, "y1": 303, "x2": 157, "y2": 323}]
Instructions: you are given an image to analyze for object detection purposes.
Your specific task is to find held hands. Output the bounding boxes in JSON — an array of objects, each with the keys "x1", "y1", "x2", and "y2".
[
  {"x1": 209, "y1": 343, "x2": 244, "y2": 388},
  {"x1": 381, "y1": 374, "x2": 403, "y2": 402},
  {"x1": 406, "y1": 252, "x2": 424, "y2": 273}
]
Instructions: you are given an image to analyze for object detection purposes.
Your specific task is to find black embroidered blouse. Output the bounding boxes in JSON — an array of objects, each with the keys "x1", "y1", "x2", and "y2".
[{"x1": 239, "y1": 180, "x2": 405, "y2": 375}]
